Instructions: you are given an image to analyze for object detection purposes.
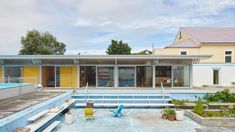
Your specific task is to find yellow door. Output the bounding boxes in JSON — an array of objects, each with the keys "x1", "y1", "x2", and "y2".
[{"x1": 60, "y1": 66, "x2": 73, "y2": 87}]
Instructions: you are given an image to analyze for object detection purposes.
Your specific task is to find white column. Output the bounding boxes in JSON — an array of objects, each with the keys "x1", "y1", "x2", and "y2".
[
  {"x1": 152, "y1": 65, "x2": 155, "y2": 88},
  {"x1": 77, "y1": 65, "x2": 80, "y2": 88},
  {"x1": 114, "y1": 65, "x2": 118, "y2": 88},
  {"x1": 39, "y1": 65, "x2": 42, "y2": 85},
  {"x1": 190, "y1": 64, "x2": 193, "y2": 88}
]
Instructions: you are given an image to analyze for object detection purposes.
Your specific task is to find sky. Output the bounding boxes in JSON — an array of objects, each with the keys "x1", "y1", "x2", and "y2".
[{"x1": 0, "y1": 0, "x2": 235, "y2": 55}]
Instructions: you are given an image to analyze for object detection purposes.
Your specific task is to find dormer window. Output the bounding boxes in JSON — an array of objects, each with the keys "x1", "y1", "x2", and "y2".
[
  {"x1": 225, "y1": 51, "x2": 232, "y2": 63},
  {"x1": 180, "y1": 51, "x2": 187, "y2": 55}
]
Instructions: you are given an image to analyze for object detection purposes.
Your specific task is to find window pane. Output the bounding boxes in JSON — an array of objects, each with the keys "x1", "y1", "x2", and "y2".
[
  {"x1": 225, "y1": 51, "x2": 232, "y2": 55},
  {"x1": 5, "y1": 67, "x2": 22, "y2": 83},
  {"x1": 155, "y1": 66, "x2": 171, "y2": 87},
  {"x1": 97, "y1": 67, "x2": 114, "y2": 87},
  {"x1": 56, "y1": 67, "x2": 60, "y2": 87},
  {"x1": 173, "y1": 66, "x2": 190, "y2": 87},
  {"x1": 119, "y1": 67, "x2": 135, "y2": 87},
  {"x1": 80, "y1": 66, "x2": 96, "y2": 87},
  {"x1": 136, "y1": 66, "x2": 153, "y2": 87},
  {"x1": 181, "y1": 51, "x2": 187, "y2": 55},
  {"x1": 225, "y1": 56, "x2": 232, "y2": 63}
]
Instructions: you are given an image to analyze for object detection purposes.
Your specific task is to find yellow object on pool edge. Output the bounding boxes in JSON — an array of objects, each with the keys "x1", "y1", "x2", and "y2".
[{"x1": 85, "y1": 108, "x2": 94, "y2": 120}]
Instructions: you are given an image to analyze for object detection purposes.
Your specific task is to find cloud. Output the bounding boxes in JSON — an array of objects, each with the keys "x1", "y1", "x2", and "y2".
[{"x1": 0, "y1": 0, "x2": 235, "y2": 54}]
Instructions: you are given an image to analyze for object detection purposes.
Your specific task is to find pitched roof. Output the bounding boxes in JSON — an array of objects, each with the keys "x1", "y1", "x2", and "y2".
[
  {"x1": 181, "y1": 27, "x2": 235, "y2": 44},
  {"x1": 166, "y1": 39, "x2": 200, "y2": 48}
]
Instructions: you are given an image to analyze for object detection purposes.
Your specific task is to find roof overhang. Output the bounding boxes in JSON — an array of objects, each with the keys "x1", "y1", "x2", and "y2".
[{"x1": 0, "y1": 55, "x2": 212, "y2": 60}]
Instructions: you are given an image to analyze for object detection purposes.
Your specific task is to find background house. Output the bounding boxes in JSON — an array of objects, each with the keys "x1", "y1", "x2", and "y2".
[{"x1": 154, "y1": 27, "x2": 235, "y2": 87}]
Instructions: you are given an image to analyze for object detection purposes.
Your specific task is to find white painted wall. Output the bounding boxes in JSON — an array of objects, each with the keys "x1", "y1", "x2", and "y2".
[{"x1": 193, "y1": 64, "x2": 235, "y2": 87}]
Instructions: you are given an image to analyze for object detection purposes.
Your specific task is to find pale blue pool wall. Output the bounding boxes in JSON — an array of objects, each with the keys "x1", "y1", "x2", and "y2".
[
  {"x1": 0, "y1": 91, "x2": 72, "y2": 132},
  {"x1": 170, "y1": 93, "x2": 206, "y2": 101}
]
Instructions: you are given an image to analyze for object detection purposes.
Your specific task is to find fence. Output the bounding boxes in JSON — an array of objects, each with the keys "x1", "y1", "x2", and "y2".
[{"x1": 0, "y1": 77, "x2": 39, "y2": 99}]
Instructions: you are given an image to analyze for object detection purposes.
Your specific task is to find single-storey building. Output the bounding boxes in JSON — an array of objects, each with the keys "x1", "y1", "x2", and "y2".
[{"x1": 0, "y1": 55, "x2": 210, "y2": 88}]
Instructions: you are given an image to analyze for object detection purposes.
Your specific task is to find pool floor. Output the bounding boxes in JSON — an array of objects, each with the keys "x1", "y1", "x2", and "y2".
[{"x1": 54, "y1": 109, "x2": 204, "y2": 132}]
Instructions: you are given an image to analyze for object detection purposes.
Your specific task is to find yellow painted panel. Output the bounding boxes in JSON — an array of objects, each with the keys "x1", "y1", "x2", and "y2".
[
  {"x1": 199, "y1": 45, "x2": 235, "y2": 63},
  {"x1": 22, "y1": 66, "x2": 40, "y2": 84},
  {"x1": 60, "y1": 66, "x2": 72, "y2": 87},
  {"x1": 154, "y1": 48, "x2": 200, "y2": 55},
  {"x1": 154, "y1": 44, "x2": 235, "y2": 63}
]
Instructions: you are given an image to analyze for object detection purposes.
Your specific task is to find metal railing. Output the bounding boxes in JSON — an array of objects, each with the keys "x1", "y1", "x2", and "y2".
[
  {"x1": 84, "y1": 82, "x2": 89, "y2": 101},
  {"x1": 0, "y1": 77, "x2": 39, "y2": 98},
  {"x1": 161, "y1": 82, "x2": 166, "y2": 104}
]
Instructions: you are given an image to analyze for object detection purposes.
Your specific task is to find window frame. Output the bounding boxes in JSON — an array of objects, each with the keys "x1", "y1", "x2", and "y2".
[
  {"x1": 224, "y1": 50, "x2": 232, "y2": 63},
  {"x1": 180, "y1": 50, "x2": 188, "y2": 55}
]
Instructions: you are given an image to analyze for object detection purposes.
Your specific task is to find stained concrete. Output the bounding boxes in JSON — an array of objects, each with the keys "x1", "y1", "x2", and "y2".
[
  {"x1": 53, "y1": 109, "x2": 233, "y2": 132},
  {"x1": 0, "y1": 91, "x2": 64, "y2": 119}
]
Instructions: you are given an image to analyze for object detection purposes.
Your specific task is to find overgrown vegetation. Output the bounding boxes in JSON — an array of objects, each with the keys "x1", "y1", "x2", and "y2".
[
  {"x1": 193, "y1": 98, "x2": 205, "y2": 116},
  {"x1": 202, "y1": 106, "x2": 235, "y2": 117},
  {"x1": 192, "y1": 96, "x2": 235, "y2": 117},
  {"x1": 171, "y1": 99, "x2": 187, "y2": 106},
  {"x1": 203, "y1": 89, "x2": 235, "y2": 103}
]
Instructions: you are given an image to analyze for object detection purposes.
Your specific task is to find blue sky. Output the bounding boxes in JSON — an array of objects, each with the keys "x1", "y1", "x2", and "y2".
[{"x1": 0, "y1": 0, "x2": 235, "y2": 55}]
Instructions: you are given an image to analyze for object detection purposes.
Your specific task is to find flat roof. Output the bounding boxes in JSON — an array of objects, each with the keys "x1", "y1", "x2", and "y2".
[{"x1": 0, "y1": 55, "x2": 212, "y2": 60}]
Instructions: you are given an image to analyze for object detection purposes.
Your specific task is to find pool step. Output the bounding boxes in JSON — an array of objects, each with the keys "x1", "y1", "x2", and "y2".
[{"x1": 73, "y1": 93, "x2": 172, "y2": 108}]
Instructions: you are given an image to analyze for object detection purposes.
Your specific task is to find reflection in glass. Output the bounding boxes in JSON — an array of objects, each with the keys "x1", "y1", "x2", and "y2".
[
  {"x1": 5, "y1": 67, "x2": 22, "y2": 83},
  {"x1": 118, "y1": 67, "x2": 135, "y2": 87},
  {"x1": 136, "y1": 66, "x2": 153, "y2": 87},
  {"x1": 97, "y1": 67, "x2": 114, "y2": 87},
  {"x1": 173, "y1": 66, "x2": 189, "y2": 87},
  {"x1": 80, "y1": 66, "x2": 96, "y2": 87},
  {"x1": 155, "y1": 66, "x2": 172, "y2": 87},
  {"x1": 55, "y1": 67, "x2": 60, "y2": 87}
]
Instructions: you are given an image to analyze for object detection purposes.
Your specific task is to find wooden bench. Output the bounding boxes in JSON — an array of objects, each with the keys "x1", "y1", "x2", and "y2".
[
  {"x1": 42, "y1": 121, "x2": 61, "y2": 132},
  {"x1": 27, "y1": 110, "x2": 49, "y2": 122}
]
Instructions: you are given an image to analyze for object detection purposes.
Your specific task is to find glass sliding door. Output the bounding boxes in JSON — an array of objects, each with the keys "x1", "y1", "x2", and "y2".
[
  {"x1": 55, "y1": 66, "x2": 60, "y2": 87},
  {"x1": 97, "y1": 67, "x2": 114, "y2": 87},
  {"x1": 5, "y1": 66, "x2": 22, "y2": 83},
  {"x1": 173, "y1": 66, "x2": 190, "y2": 87},
  {"x1": 136, "y1": 66, "x2": 153, "y2": 87},
  {"x1": 155, "y1": 66, "x2": 172, "y2": 87},
  {"x1": 118, "y1": 67, "x2": 135, "y2": 87},
  {"x1": 80, "y1": 66, "x2": 96, "y2": 87}
]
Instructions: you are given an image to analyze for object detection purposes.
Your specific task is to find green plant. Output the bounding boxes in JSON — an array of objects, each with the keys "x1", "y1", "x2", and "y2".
[
  {"x1": 206, "y1": 111, "x2": 221, "y2": 117},
  {"x1": 168, "y1": 109, "x2": 176, "y2": 115},
  {"x1": 193, "y1": 99, "x2": 205, "y2": 116},
  {"x1": 171, "y1": 99, "x2": 186, "y2": 106},
  {"x1": 203, "y1": 89, "x2": 235, "y2": 103},
  {"x1": 162, "y1": 108, "x2": 176, "y2": 116}
]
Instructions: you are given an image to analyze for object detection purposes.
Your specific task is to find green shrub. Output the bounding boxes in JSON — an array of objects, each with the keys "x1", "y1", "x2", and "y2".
[
  {"x1": 193, "y1": 99, "x2": 205, "y2": 116},
  {"x1": 203, "y1": 89, "x2": 235, "y2": 103},
  {"x1": 206, "y1": 111, "x2": 221, "y2": 117},
  {"x1": 162, "y1": 108, "x2": 176, "y2": 116},
  {"x1": 171, "y1": 99, "x2": 186, "y2": 106}
]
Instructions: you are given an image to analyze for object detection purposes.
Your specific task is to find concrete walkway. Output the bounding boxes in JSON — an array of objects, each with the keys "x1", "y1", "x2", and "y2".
[{"x1": 43, "y1": 87, "x2": 235, "y2": 93}]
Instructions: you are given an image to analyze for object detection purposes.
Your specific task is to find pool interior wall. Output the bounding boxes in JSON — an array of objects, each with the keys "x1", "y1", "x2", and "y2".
[{"x1": 0, "y1": 91, "x2": 72, "y2": 132}]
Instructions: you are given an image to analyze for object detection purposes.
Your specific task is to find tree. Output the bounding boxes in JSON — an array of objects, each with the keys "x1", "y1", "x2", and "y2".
[
  {"x1": 106, "y1": 40, "x2": 131, "y2": 55},
  {"x1": 19, "y1": 30, "x2": 66, "y2": 55}
]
